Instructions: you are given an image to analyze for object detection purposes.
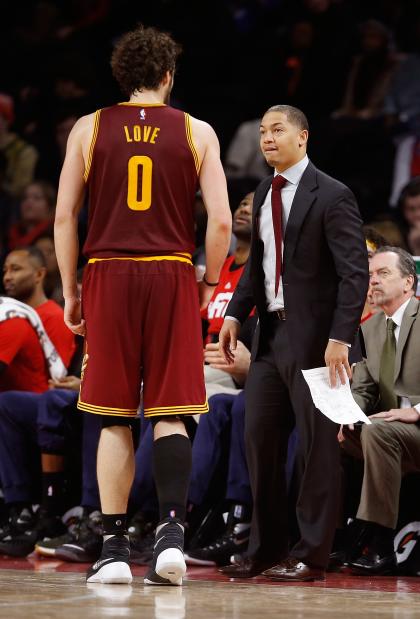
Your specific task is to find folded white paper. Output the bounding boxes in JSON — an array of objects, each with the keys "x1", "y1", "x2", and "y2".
[{"x1": 302, "y1": 367, "x2": 372, "y2": 425}]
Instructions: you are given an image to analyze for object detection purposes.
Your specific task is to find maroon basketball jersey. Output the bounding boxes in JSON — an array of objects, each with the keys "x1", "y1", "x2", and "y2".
[{"x1": 83, "y1": 103, "x2": 199, "y2": 258}]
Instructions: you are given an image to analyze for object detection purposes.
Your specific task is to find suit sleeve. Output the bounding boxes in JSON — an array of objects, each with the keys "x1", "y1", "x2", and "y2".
[
  {"x1": 324, "y1": 188, "x2": 369, "y2": 344},
  {"x1": 351, "y1": 359, "x2": 379, "y2": 413}
]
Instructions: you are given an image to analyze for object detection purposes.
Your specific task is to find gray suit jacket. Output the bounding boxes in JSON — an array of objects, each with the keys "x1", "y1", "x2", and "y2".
[{"x1": 351, "y1": 296, "x2": 420, "y2": 412}]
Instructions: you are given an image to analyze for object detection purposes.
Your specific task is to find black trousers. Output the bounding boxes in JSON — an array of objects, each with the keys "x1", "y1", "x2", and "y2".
[{"x1": 244, "y1": 317, "x2": 340, "y2": 569}]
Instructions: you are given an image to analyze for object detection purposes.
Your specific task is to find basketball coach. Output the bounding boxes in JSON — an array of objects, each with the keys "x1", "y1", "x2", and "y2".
[{"x1": 219, "y1": 105, "x2": 369, "y2": 582}]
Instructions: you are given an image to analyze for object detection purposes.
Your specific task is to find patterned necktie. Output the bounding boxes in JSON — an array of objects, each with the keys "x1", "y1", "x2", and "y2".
[
  {"x1": 271, "y1": 175, "x2": 287, "y2": 296},
  {"x1": 378, "y1": 318, "x2": 398, "y2": 411}
]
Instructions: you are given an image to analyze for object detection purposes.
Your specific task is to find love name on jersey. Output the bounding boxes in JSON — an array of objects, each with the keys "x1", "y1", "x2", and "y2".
[{"x1": 124, "y1": 125, "x2": 161, "y2": 144}]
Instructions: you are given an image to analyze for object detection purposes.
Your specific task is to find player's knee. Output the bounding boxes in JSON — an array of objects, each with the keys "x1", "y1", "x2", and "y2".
[
  {"x1": 101, "y1": 415, "x2": 134, "y2": 429},
  {"x1": 149, "y1": 415, "x2": 186, "y2": 430}
]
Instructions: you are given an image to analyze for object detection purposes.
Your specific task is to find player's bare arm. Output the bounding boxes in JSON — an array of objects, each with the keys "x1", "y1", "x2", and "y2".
[
  {"x1": 190, "y1": 117, "x2": 232, "y2": 308},
  {"x1": 54, "y1": 113, "x2": 95, "y2": 335}
]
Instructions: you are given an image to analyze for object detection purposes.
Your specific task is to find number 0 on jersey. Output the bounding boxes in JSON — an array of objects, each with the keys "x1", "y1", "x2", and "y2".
[{"x1": 127, "y1": 155, "x2": 153, "y2": 211}]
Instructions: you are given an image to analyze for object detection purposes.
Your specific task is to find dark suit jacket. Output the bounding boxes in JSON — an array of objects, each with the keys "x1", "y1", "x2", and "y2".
[{"x1": 226, "y1": 161, "x2": 369, "y2": 368}]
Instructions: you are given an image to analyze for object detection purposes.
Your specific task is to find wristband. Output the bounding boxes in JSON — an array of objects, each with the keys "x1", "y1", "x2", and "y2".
[{"x1": 203, "y1": 273, "x2": 219, "y2": 287}]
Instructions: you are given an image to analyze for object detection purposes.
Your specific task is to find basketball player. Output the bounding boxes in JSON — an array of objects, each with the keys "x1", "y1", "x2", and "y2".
[{"x1": 54, "y1": 24, "x2": 231, "y2": 586}]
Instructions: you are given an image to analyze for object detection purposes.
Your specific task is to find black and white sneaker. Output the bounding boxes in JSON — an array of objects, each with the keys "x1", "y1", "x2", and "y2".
[
  {"x1": 185, "y1": 521, "x2": 251, "y2": 566},
  {"x1": 86, "y1": 534, "x2": 132, "y2": 584},
  {"x1": 55, "y1": 510, "x2": 103, "y2": 562},
  {"x1": 0, "y1": 508, "x2": 65, "y2": 557},
  {"x1": 144, "y1": 517, "x2": 186, "y2": 586}
]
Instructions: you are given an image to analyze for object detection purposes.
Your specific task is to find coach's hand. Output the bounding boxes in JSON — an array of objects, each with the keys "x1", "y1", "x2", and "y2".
[
  {"x1": 219, "y1": 318, "x2": 241, "y2": 365},
  {"x1": 64, "y1": 296, "x2": 86, "y2": 336},
  {"x1": 325, "y1": 340, "x2": 351, "y2": 388}
]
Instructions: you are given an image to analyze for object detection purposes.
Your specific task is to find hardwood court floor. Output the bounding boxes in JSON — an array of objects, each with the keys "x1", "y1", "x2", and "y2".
[{"x1": 0, "y1": 558, "x2": 420, "y2": 618}]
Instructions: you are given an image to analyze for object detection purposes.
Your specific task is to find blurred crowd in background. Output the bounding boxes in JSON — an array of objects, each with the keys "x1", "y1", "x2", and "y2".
[{"x1": 2, "y1": 0, "x2": 420, "y2": 296}]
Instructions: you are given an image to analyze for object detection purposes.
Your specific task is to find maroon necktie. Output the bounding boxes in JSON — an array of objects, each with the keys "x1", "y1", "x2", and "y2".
[{"x1": 271, "y1": 175, "x2": 287, "y2": 296}]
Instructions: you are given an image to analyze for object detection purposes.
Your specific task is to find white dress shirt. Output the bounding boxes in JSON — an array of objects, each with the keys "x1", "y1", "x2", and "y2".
[
  {"x1": 259, "y1": 154, "x2": 309, "y2": 311},
  {"x1": 385, "y1": 297, "x2": 420, "y2": 416}
]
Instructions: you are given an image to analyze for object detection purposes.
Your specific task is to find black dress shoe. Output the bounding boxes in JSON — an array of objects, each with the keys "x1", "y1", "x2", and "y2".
[
  {"x1": 219, "y1": 557, "x2": 276, "y2": 578},
  {"x1": 328, "y1": 549, "x2": 347, "y2": 571},
  {"x1": 348, "y1": 550, "x2": 397, "y2": 575},
  {"x1": 263, "y1": 557, "x2": 325, "y2": 581}
]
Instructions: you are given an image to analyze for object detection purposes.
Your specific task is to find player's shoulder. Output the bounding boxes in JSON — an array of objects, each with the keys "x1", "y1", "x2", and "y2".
[
  {"x1": 74, "y1": 112, "x2": 96, "y2": 128},
  {"x1": 188, "y1": 115, "x2": 217, "y2": 140},
  {"x1": 69, "y1": 112, "x2": 98, "y2": 139}
]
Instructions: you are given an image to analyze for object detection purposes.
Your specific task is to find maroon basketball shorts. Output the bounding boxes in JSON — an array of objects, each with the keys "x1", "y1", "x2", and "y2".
[{"x1": 78, "y1": 259, "x2": 208, "y2": 418}]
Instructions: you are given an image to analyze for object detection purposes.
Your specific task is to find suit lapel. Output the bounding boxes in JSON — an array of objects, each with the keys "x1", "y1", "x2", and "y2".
[
  {"x1": 253, "y1": 177, "x2": 272, "y2": 221},
  {"x1": 394, "y1": 297, "x2": 419, "y2": 379},
  {"x1": 251, "y1": 177, "x2": 271, "y2": 253},
  {"x1": 283, "y1": 162, "x2": 318, "y2": 268}
]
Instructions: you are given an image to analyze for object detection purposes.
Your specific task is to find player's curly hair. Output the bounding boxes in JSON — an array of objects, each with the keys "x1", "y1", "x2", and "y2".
[{"x1": 111, "y1": 24, "x2": 182, "y2": 96}]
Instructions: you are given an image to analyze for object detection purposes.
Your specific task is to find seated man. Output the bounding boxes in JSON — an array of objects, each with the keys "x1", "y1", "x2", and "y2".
[
  {"x1": 0, "y1": 377, "x2": 148, "y2": 561},
  {"x1": 0, "y1": 246, "x2": 75, "y2": 553},
  {"x1": 202, "y1": 191, "x2": 255, "y2": 397},
  {"x1": 0, "y1": 378, "x2": 82, "y2": 555},
  {"x1": 0, "y1": 246, "x2": 75, "y2": 391},
  {"x1": 340, "y1": 246, "x2": 420, "y2": 575}
]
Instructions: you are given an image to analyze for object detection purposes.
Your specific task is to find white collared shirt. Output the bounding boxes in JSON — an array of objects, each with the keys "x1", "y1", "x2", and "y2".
[
  {"x1": 384, "y1": 296, "x2": 420, "y2": 415},
  {"x1": 386, "y1": 297, "x2": 411, "y2": 341},
  {"x1": 259, "y1": 154, "x2": 309, "y2": 311}
]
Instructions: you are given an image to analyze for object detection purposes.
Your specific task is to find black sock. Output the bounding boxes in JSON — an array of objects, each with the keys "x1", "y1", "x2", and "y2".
[
  {"x1": 102, "y1": 513, "x2": 127, "y2": 536},
  {"x1": 153, "y1": 434, "x2": 192, "y2": 522},
  {"x1": 42, "y1": 472, "x2": 65, "y2": 516}
]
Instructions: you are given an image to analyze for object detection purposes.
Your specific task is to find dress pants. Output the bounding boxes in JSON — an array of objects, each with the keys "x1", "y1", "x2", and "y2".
[
  {"x1": 341, "y1": 419, "x2": 420, "y2": 529},
  {"x1": 0, "y1": 390, "x2": 77, "y2": 504},
  {"x1": 245, "y1": 318, "x2": 340, "y2": 569}
]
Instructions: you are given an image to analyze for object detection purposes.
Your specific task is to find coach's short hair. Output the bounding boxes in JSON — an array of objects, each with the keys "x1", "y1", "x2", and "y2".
[{"x1": 263, "y1": 105, "x2": 309, "y2": 132}]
